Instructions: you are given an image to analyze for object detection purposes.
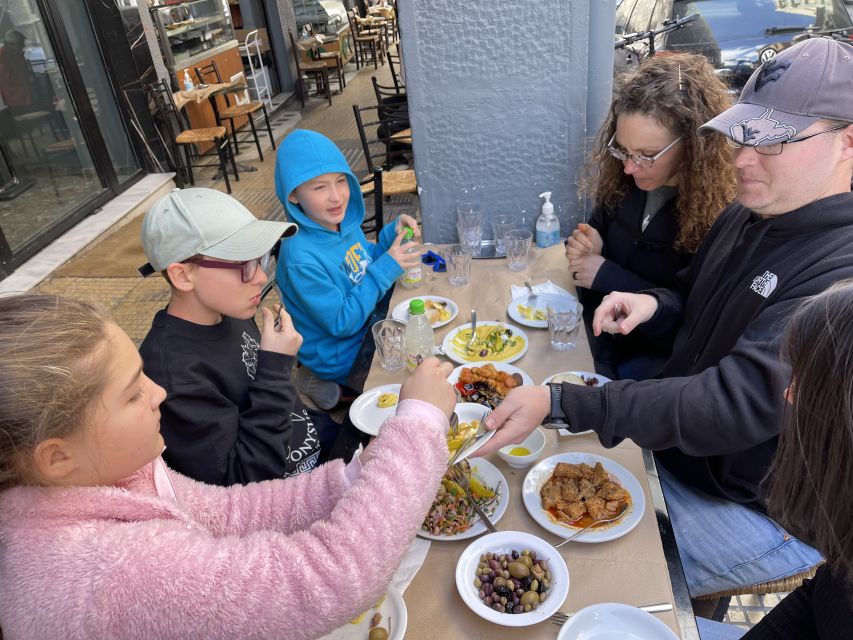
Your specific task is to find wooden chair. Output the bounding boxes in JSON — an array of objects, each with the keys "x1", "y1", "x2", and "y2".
[
  {"x1": 371, "y1": 76, "x2": 408, "y2": 125},
  {"x1": 694, "y1": 564, "x2": 823, "y2": 601},
  {"x1": 289, "y1": 31, "x2": 345, "y2": 97},
  {"x1": 352, "y1": 103, "x2": 416, "y2": 199},
  {"x1": 359, "y1": 166, "x2": 386, "y2": 237},
  {"x1": 386, "y1": 45, "x2": 405, "y2": 93},
  {"x1": 145, "y1": 80, "x2": 239, "y2": 193},
  {"x1": 288, "y1": 31, "x2": 333, "y2": 107},
  {"x1": 347, "y1": 10, "x2": 382, "y2": 70},
  {"x1": 193, "y1": 60, "x2": 276, "y2": 161}
]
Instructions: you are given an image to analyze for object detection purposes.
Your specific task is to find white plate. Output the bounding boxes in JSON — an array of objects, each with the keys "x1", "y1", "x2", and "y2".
[
  {"x1": 317, "y1": 587, "x2": 407, "y2": 640},
  {"x1": 540, "y1": 371, "x2": 612, "y2": 436},
  {"x1": 348, "y1": 384, "x2": 402, "y2": 436},
  {"x1": 442, "y1": 321, "x2": 529, "y2": 365},
  {"x1": 450, "y1": 403, "x2": 497, "y2": 463},
  {"x1": 507, "y1": 293, "x2": 577, "y2": 329},
  {"x1": 420, "y1": 458, "x2": 509, "y2": 541},
  {"x1": 522, "y1": 453, "x2": 646, "y2": 543},
  {"x1": 391, "y1": 295, "x2": 459, "y2": 329},
  {"x1": 455, "y1": 530, "x2": 570, "y2": 627},
  {"x1": 556, "y1": 602, "x2": 678, "y2": 640}
]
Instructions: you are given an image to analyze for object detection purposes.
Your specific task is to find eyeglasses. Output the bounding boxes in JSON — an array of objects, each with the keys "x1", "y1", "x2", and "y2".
[
  {"x1": 606, "y1": 133, "x2": 683, "y2": 168},
  {"x1": 725, "y1": 125, "x2": 848, "y2": 156},
  {"x1": 183, "y1": 250, "x2": 274, "y2": 283}
]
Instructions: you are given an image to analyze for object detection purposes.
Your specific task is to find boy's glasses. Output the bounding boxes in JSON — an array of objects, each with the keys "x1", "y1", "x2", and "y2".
[
  {"x1": 183, "y1": 251, "x2": 274, "y2": 283},
  {"x1": 606, "y1": 133, "x2": 682, "y2": 168},
  {"x1": 421, "y1": 250, "x2": 446, "y2": 272}
]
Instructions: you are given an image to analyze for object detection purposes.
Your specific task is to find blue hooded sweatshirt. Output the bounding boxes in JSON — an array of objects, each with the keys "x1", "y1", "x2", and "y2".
[{"x1": 274, "y1": 129, "x2": 402, "y2": 383}]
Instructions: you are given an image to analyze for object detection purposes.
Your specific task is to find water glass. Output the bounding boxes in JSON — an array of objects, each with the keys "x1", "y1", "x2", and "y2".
[
  {"x1": 446, "y1": 244, "x2": 471, "y2": 286},
  {"x1": 547, "y1": 301, "x2": 583, "y2": 351},
  {"x1": 457, "y1": 218, "x2": 484, "y2": 257},
  {"x1": 371, "y1": 319, "x2": 406, "y2": 370},
  {"x1": 490, "y1": 214, "x2": 516, "y2": 257},
  {"x1": 504, "y1": 229, "x2": 532, "y2": 271},
  {"x1": 457, "y1": 201, "x2": 484, "y2": 219}
]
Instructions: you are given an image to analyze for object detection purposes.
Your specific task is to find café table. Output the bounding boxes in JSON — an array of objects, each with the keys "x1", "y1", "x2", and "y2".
[{"x1": 361, "y1": 243, "x2": 699, "y2": 639}]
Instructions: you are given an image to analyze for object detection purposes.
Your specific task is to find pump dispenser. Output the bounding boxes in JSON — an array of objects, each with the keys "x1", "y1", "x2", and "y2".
[{"x1": 536, "y1": 191, "x2": 560, "y2": 248}]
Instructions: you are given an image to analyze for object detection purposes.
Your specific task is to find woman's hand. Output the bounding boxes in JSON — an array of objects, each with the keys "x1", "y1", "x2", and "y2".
[
  {"x1": 387, "y1": 229, "x2": 422, "y2": 271},
  {"x1": 395, "y1": 214, "x2": 420, "y2": 239},
  {"x1": 568, "y1": 254, "x2": 605, "y2": 289},
  {"x1": 259, "y1": 304, "x2": 303, "y2": 355},
  {"x1": 565, "y1": 223, "x2": 603, "y2": 259},
  {"x1": 399, "y1": 357, "x2": 456, "y2": 419},
  {"x1": 592, "y1": 292, "x2": 658, "y2": 336}
]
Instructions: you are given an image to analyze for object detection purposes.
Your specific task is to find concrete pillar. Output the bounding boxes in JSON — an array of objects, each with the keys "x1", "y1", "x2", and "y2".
[{"x1": 397, "y1": 0, "x2": 615, "y2": 242}]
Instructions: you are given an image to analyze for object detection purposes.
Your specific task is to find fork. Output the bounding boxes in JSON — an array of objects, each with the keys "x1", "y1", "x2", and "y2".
[
  {"x1": 552, "y1": 509, "x2": 628, "y2": 548},
  {"x1": 448, "y1": 464, "x2": 498, "y2": 533},
  {"x1": 524, "y1": 281, "x2": 538, "y2": 305},
  {"x1": 466, "y1": 309, "x2": 478, "y2": 350},
  {"x1": 549, "y1": 603, "x2": 672, "y2": 626}
]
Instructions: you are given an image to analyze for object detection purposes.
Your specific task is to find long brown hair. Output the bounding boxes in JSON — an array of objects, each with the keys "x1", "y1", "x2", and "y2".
[
  {"x1": 0, "y1": 293, "x2": 114, "y2": 490},
  {"x1": 768, "y1": 281, "x2": 853, "y2": 586},
  {"x1": 582, "y1": 53, "x2": 736, "y2": 252}
]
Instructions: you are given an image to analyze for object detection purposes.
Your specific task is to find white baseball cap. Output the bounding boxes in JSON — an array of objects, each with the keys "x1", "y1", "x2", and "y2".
[{"x1": 138, "y1": 188, "x2": 296, "y2": 276}]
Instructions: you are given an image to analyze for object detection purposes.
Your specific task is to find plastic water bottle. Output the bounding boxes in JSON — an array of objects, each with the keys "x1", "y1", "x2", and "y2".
[
  {"x1": 182, "y1": 69, "x2": 194, "y2": 91},
  {"x1": 536, "y1": 191, "x2": 560, "y2": 248},
  {"x1": 404, "y1": 299, "x2": 434, "y2": 371},
  {"x1": 398, "y1": 226, "x2": 423, "y2": 289}
]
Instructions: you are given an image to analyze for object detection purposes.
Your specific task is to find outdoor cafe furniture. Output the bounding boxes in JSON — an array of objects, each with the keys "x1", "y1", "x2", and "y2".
[{"x1": 360, "y1": 243, "x2": 698, "y2": 639}]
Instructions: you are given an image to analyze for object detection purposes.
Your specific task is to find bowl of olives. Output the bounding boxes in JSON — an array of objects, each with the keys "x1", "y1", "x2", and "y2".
[{"x1": 455, "y1": 530, "x2": 569, "y2": 626}]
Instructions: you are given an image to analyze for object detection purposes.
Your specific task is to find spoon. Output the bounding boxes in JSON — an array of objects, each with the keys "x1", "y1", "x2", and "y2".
[
  {"x1": 466, "y1": 309, "x2": 478, "y2": 350},
  {"x1": 553, "y1": 509, "x2": 628, "y2": 547}
]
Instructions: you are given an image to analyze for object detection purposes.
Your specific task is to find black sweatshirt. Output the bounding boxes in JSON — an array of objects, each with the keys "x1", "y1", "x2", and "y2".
[
  {"x1": 579, "y1": 185, "x2": 692, "y2": 377},
  {"x1": 742, "y1": 565, "x2": 853, "y2": 639},
  {"x1": 140, "y1": 310, "x2": 323, "y2": 486},
  {"x1": 561, "y1": 193, "x2": 853, "y2": 507}
]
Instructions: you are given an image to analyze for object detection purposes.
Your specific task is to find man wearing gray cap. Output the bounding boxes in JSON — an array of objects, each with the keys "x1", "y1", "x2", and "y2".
[{"x1": 479, "y1": 37, "x2": 853, "y2": 609}]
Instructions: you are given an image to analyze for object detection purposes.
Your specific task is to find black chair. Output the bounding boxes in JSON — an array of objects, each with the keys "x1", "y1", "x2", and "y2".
[
  {"x1": 352, "y1": 104, "x2": 416, "y2": 198},
  {"x1": 347, "y1": 10, "x2": 382, "y2": 70},
  {"x1": 193, "y1": 60, "x2": 276, "y2": 160},
  {"x1": 370, "y1": 76, "x2": 408, "y2": 126},
  {"x1": 288, "y1": 30, "x2": 333, "y2": 107},
  {"x1": 359, "y1": 166, "x2": 385, "y2": 237},
  {"x1": 386, "y1": 45, "x2": 405, "y2": 94},
  {"x1": 145, "y1": 80, "x2": 239, "y2": 193}
]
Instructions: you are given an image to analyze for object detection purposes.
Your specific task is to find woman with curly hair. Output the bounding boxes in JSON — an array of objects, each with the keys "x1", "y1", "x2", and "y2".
[{"x1": 567, "y1": 53, "x2": 736, "y2": 380}]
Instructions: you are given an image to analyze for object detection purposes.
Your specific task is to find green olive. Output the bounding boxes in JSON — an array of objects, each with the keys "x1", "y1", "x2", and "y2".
[
  {"x1": 508, "y1": 561, "x2": 530, "y2": 579},
  {"x1": 368, "y1": 627, "x2": 389, "y2": 640},
  {"x1": 520, "y1": 591, "x2": 539, "y2": 606}
]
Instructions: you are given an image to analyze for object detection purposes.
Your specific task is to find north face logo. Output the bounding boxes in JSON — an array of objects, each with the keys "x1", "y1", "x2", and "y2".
[
  {"x1": 750, "y1": 271, "x2": 778, "y2": 298},
  {"x1": 754, "y1": 58, "x2": 791, "y2": 91}
]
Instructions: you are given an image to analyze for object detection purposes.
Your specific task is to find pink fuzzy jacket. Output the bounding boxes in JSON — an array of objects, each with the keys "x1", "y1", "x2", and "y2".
[{"x1": 0, "y1": 400, "x2": 448, "y2": 640}]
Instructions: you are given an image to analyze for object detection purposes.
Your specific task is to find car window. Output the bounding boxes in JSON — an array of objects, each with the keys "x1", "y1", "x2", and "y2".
[{"x1": 616, "y1": 0, "x2": 673, "y2": 34}]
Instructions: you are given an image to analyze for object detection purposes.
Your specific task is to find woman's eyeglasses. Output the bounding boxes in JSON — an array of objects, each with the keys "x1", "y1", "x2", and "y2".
[
  {"x1": 183, "y1": 250, "x2": 274, "y2": 283},
  {"x1": 606, "y1": 133, "x2": 683, "y2": 168}
]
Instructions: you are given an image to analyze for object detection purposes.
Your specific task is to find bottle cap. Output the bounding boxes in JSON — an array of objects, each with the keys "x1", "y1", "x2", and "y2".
[
  {"x1": 539, "y1": 192, "x2": 553, "y2": 216},
  {"x1": 403, "y1": 226, "x2": 414, "y2": 240},
  {"x1": 409, "y1": 299, "x2": 425, "y2": 315}
]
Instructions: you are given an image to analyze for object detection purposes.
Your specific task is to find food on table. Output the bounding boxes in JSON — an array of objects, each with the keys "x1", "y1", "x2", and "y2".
[
  {"x1": 367, "y1": 619, "x2": 389, "y2": 640},
  {"x1": 376, "y1": 392, "x2": 398, "y2": 408},
  {"x1": 421, "y1": 460, "x2": 499, "y2": 536},
  {"x1": 424, "y1": 298, "x2": 452, "y2": 325},
  {"x1": 455, "y1": 364, "x2": 524, "y2": 408},
  {"x1": 451, "y1": 324, "x2": 525, "y2": 361},
  {"x1": 539, "y1": 461, "x2": 631, "y2": 528},
  {"x1": 517, "y1": 303, "x2": 547, "y2": 322},
  {"x1": 350, "y1": 595, "x2": 385, "y2": 625},
  {"x1": 473, "y1": 549, "x2": 553, "y2": 614},
  {"x1": 550, "y1": 372, "x2": 600, "y2": 386},
  {"x1": 446, "y1": 419, "x2": 480, "y2": 453},
  {"x1": 509, "y1": 446, "x2": 530, "y2": 456}
]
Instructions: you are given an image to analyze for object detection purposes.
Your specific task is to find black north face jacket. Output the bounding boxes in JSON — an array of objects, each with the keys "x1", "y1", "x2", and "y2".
[{"x1": 560, "y1": 192, "x2": 853, "y2": 508}]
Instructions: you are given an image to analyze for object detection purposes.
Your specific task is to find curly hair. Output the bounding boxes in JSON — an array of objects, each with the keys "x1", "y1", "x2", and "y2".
[{"x1": 582, "y1": 53, "x2": 737, "y2": 252}]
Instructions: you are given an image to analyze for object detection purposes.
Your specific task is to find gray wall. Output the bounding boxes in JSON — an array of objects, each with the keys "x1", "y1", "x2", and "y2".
[{"x1": 397, "y1": 0, "x2": 615, "y2": 243}]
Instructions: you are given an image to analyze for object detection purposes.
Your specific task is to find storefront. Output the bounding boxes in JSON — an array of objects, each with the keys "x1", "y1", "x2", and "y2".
[{"x1": 0, "y1": 0, "x2": 151, "y2": 280}]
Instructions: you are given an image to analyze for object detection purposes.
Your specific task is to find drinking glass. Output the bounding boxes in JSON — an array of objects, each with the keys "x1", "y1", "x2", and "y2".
[
  {"x1": 456, "y1": 201, "x2": 483, "y2": 219},
  {"x1": 504, "y1": 229, "x2": 532, "y2": 271},
  {"x1": 490, "y1": 214, "x2": 516, "y2": 257},
  {"x1": 457, "y1": 217, "x2": 484, "y2": 257},
  {"x1": 446, "y1": 244, "x2": 471, "y2": 286},
  {"x1": 547, "y1": 301, "x2": 583, "y2": 351},
  {"x1": 371, "y1": 319, "x2": 406, "y2": 370}
]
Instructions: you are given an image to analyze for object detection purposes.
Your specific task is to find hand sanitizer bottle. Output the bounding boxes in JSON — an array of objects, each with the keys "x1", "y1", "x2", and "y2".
[
  {"x1": 182, "y1": 69, "x2": 194, "y2": 91},
  {"x1": 536, "y1": 191, "x2": 560, "y2": 248}
]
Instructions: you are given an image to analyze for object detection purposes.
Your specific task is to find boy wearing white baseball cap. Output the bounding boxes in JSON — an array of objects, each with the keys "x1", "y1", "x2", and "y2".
[{"x1": 138, "y1": 188, "x2": 338, "y2": 485}]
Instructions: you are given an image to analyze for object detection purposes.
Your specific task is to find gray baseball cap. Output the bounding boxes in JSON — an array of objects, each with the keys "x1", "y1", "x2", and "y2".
[
  {"x1": 700, "y1": 37, "x2": 853, "y2": 145},
  {"x1": 138, "y1": 188, "x2": 297, "y2": 276}
]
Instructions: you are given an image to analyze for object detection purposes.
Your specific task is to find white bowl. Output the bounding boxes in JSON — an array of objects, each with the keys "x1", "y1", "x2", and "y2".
[
  {"x1": 496, "y1": 427, "x2": 546, "y2": 469},
  {"x1": 455, "y1": 530, "x2": 569, "y2": 627}
]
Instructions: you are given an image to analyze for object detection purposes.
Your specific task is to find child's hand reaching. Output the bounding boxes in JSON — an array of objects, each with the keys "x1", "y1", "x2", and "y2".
[
  {"x1": 387, "y1": 229, "x2": 422, "y2": 272},
  {"x1": 399, "y1": 357, "x2": 456, "y2": 419},
  {"x1": 260, "y1": 304, "x2": 303, "y2": 356},
  {"x1": 395, "y1": 214, "x2": 420, "y2": 239}
]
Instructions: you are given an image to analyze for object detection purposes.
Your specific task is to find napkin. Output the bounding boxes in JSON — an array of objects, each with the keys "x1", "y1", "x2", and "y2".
[
  {"x1": 510, "y1": 280, "x2": 575, "y2": 301},
  {"x1": 390, "y1": 537, "x2": 431, "y2": 594}
]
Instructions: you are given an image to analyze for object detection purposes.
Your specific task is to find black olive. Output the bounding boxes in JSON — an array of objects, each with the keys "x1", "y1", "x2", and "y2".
[
  {"x1": 505, "y1": 328, "x2": 513, "y2": 336},
  {"x1": 495, "y1": 585, "x2": 514, "y2": 600},
  {"x1": 521, "y1": 576, "x2": 532, "y2": 590}
]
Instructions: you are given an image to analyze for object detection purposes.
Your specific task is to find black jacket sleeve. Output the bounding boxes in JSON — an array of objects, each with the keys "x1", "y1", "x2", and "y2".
[{"x1": 160, "y1": 351, "x2": 298, "y2": 486}]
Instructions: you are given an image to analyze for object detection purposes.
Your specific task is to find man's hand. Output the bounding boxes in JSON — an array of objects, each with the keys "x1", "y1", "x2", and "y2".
[
  {"x1": 395, "y1": 214, "x2": 421, "y2": 239},
  {"x1": 592, "y1": 292, "x2": 658, "y2": 336},
  {"x1": 387, "y1": 229, "x2": 422, "y2": 271},
  {"x1": 568, "y1": 254, "x2": 605, "y2": 289},
  {"x1": 399, "y1": 357, "x2": 456, "y2": 420},
  {"x1": 565, "y1": 223, "x2": 603, "y2": 258},
  {"x1": 473, "y1": 386, "x2": 550, "y2": 456},
  {"x1": 259, "y1": 304, "x2": 303, "y2": 355}
]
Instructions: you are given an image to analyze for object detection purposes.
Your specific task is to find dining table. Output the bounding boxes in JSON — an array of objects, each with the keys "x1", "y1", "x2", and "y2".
[{"x1": 360, "y1": 242, "x2": 699, "y2": 639}]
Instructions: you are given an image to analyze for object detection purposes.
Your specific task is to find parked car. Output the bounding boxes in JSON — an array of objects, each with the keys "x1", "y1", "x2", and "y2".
[{"x1": 615, "y1": 0, "x2": 853, "y2": 92}]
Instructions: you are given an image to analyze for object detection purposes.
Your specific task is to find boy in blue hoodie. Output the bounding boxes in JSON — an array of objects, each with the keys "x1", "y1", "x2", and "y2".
[{"x1": 275, "y1": 129, "x2": 420, "y2": 409}]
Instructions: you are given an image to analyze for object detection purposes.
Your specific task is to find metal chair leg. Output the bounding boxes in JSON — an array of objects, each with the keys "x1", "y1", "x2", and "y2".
[
  {"x1": 226, "y1": 133, "x2": 240, "y2": 182},
  {"x1": 183, "y1": 146, "x2": 196, "y2": 185},
  {"x1": 247, "y1": 112, "x2": 264, "y2": 161},
  {"x1": 261, "y1": 105, "x2": 276, "y2": 150},
  {"x1": 216, "y1": 137, "x2": 232, "y2": 194}
]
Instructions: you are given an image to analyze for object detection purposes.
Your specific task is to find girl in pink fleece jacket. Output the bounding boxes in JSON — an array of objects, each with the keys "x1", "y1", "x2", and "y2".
[{"x1": 0, "y1": 294, "x2": 454, "y2": 640}]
